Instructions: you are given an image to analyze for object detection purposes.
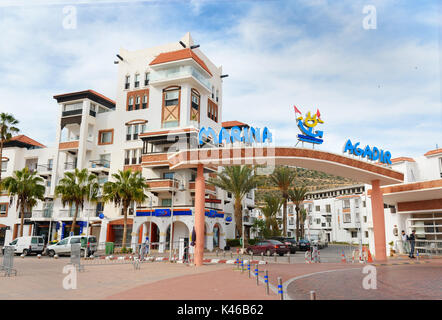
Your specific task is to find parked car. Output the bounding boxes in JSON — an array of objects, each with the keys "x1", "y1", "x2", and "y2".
[
  {"x1": 2, "y1": 236, "x2": 45, "y2": 256},
  {"x1": 270, "y1": 237, "x2": 297, "y2": 254},
  {"x1": 46, "y1": 235, "x2": 97, "y2": 257},
  {"x1": 246, "y1": 239, "x2": 290, "y2": 256},
  {"x1": 297, "y1": 239, "x2": 311, "y2": 251}
]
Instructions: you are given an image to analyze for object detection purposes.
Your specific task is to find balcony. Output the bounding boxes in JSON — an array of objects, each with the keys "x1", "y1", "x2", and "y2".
[
  {"x1": 146, "y1": 178, "x2": 179, "y2": 194},
  {"x1": 57, "y1": 208, "x2": 79, "y2": 219},
  {"x1": 189, "y1": 182, "x2": 216, "y2": 195},
  {"x1": 150, "y1": 65, "x2": 211, "y2": 91},
  {"x1": 59, "y1": 140, "x2": 79, "y2": 150},
  {"x1": 64, "y1": 162, "x2": 77, "y2": 171},
  {"x1": 141, "y1": 153, "x2": 169, "y2": 167},
  {"x1": 32, "y1": 208, "x2": 53, "y2": 220},
  {"x1": 89, "y1": 159, "x2": 110, "y2": 174},
  {"x1": 37, "y1": 164, "x2": 53, "y2": 178},
  {"x1": 62, "y1": 109, "x2": 82, "y2": 117}
]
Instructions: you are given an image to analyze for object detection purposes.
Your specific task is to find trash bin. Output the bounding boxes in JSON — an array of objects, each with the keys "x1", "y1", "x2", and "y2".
[{"x1": 105, "y1": 242, "x2": 114, "y2": 255}]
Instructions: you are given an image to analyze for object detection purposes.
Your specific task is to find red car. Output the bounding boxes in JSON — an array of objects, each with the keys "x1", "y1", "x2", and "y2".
[{"x1": 246, "y1": 239, "x2": 290, "y2": 256}]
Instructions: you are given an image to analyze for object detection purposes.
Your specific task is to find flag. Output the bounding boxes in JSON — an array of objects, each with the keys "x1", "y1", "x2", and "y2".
[
  {"x1": 294, "y1": 105, "x2": 301, "y2": 114},
  {"x1": 316, "y1": 109, "x2": 321, "y2": 118}
]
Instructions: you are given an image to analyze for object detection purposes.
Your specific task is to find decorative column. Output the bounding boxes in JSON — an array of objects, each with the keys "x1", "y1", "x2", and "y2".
[
  {"x1": 194, "y1": 164, "x2": 205, "y2": 266},
  {"x1": 371, "y1": 179, "x2": 387, "y2": 261}
]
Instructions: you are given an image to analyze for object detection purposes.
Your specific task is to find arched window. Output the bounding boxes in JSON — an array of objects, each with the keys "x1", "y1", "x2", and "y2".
[
  {"x1": 190, "y1": 89, "x2": 200, "y2": 122},
  {"x1": 162, "y1": 86, "x2": 180, "y2": 128}
]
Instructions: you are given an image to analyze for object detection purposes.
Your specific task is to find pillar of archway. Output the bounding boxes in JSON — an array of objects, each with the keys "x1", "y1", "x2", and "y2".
[
  {"x1": 194, "y1": 164, "x2": 205, "y2": 266},
  {"x1": 371, "y1": 179, "x2": 387, "y2": 261}
]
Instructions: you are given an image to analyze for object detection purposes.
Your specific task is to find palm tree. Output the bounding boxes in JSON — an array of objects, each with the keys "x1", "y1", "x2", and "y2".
[
  {"x1": 259, "y1": 194, "x2": 283, "y2": 238},
  {"x1": 0, "y1": 113, "x2": 19, "y2": 182},
  {"x1": 299, "y1": 208, "x2": 308, "y2": 239},
  {"x1": 208, "y1": 166, "x2": 262, "y2": 243},
  {"x1": 102, "y1": 169, "x2": 149, "y2": 250},
  {"x1": 55, "y1": 168, "x2": 99, "y2": 236},
  {"x1": 269, "y1": 166, "x2": 297, "y2": 237},
  {"x1": 289, "y1": 186, "x2": 308, "y2": 240},
  {"x1": 1, "y1": 167, "x2": 45, "y2": 237}
]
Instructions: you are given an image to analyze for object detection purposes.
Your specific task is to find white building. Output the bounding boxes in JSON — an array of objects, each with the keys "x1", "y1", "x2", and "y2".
[{"x1": 0, "y1": 33, "x2": 255, "y2": 252}]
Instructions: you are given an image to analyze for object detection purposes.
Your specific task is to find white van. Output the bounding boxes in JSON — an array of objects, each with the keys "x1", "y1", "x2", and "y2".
[
  {"x1": 3, "y1": 236, "x2": 45, "y2": 255},
  {"x1": 46, "y1": 235, "x2": 97, "y2": 257}
]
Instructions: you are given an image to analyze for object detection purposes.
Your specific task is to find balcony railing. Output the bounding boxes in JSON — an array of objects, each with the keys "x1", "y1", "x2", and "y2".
[
  {"x1": 32, "y1": 209, "x2": 53, "y2": 219},
  {"x1": 18, "y1": 212, "x2": 32, "y2": 219},
  {"x1": 37, "y1": 164, "x2": 53, "y2": 173},
  {"x1": 64, "y1": 162, "x2": 77, "y2": 170},
  {"x1": 89, "y1": 159, "x2": 110, "y2": 169},
  {"x1": 62, "y1": 109, "x2": 82, "y2": 117},
  {"x1": 150, "y1": 65, "x2": 211, "y2": 90}
]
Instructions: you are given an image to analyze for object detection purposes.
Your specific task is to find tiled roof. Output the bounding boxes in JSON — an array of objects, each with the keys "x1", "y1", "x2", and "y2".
[
  {"x1": 222, "y1": 121, "x2": 249, "y2": 128},
  {"x1": 9, "y1": 135, "x2": 46, "y2": 148},
  {"x1": 149, "y1": 48, "x2": 213, "y2": 76},
  {"x1": 53, "y1": 90, "x2": 116, "y2": 107},
  {"x1": 424, "y1": 148, "x2": 442, "y2": 157},
  {"x1": 391, "y1": 157, "x2": 415, "y2": 163}
]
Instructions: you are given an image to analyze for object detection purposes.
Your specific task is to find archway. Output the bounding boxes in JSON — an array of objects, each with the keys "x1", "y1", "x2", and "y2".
[
  {"x1": 167, "y1": 146, "x2": 404, "y2": 265},
  {"x1": 137, "y1": 221, "x2": 160, "y2": 245},
  {"x1": 213, "y1": 223, "x2": 224, "y2": 249},
  {"x1": 166, "y1": 221, "x2": 189, "y2": 250}
]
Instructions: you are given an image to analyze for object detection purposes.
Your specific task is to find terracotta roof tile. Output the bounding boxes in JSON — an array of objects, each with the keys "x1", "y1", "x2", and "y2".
[
  {"x1": 424, "y1": 148, "x2": 442, "y2": 157},
  {"x1": 9, "y1": 135, "x2": 46, "y2": 148},
  {"x1": 149, "y1": 48, "x2": 213, "y2": 76},
  {"x1": 222, "y1": 121, "x2": 249, "y2": 128},
  {"x1": 53, "y1": 90, "x2": 115, "y2": 105},
  {"x1": 391, "y1": 157, "x2": 415, "y2": 163}
]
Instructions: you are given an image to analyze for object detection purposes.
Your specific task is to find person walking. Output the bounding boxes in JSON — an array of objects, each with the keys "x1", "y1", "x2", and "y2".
[
  {"x1": 401, "y1": 230, "x2": 409, "y2": 254},
  {"x1": 408, "y1": 230, "x2": 416, "y2": 258}
]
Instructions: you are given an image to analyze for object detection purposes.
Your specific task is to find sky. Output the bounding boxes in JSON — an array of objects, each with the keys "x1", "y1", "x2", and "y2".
[{"x1": 0, "y1": 0, "x2": 441, "y2": 159}]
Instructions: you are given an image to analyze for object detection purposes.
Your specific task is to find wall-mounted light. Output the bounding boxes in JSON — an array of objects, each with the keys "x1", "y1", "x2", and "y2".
[
  {"x1": 220, "y1": 74, "x2": 229, "y2": 78},
  {"x1": 179, "y1": 41, "x2": 186, "y2": 48},
  {"x1": 114, "y1": 61, "x2": 119, "y2": 64},
  {"x1": 116, "y1": 54, "x2": 124, "y2": 61},
  {"x1": 190, "y1": 44, "x2": 200, "y2": 49}
]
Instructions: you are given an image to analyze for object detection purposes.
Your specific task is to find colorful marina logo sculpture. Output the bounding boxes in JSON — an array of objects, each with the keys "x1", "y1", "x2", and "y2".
[{"x1": 294, "y1": 106, "x2": 324, "y2": 144}]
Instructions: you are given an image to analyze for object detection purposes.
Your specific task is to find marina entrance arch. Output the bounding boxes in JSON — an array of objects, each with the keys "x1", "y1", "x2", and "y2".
[{"x1": 166, "y1": 146, "x2": 404, "y2": 266}]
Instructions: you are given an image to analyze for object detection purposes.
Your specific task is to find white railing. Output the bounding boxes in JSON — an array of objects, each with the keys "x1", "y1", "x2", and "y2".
[{"x1": 395, "y1": 240, "x2": 442, "y2": 256}]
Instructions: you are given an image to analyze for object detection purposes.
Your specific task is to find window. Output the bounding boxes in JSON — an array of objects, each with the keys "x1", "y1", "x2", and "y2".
[
  {"x1": 99, "y1": 154, "x2": 111, "y2": 168},
  {"x1": 98, "y1": 130, "x2": 113, "y2": 145},
  {"x1": 125, "y1": 150, "x2": 130, "y2": 165},
  {"x1": 1, "y1": 161, "x2": 7, "y2": 172},
  {"x1": 207, "y1": 99, "x2": 218, "y2": 122},
  {"x1": 47, "y1": 159, "x2": 53, "y2": 170},
  {"x1": 326, "y1": 204, "x2": 331, "y2": 213},
  {"x1": 190, "y1": 89, "x2": 200, "y2": 122},
  {"x1": 216, "y1": 89, "x2": 219, "y2": 102},
  {"x1": 363, "y1": 201, "x2": 366, "y2": 208},
  {"x1": 134, "y1": 74, "x2": 140, "y2": 88},
  {"x1": 126, "y1": 124, "x2": 144, "y2": 141},
  {"x1": 351, "y1": 231, "x2": 358, "y2": 238},
  {"x1": 161, "y1": 199, "x2": 172, "y2": 207},
  {"x1": 363, "y1": 216, "x2": 367, "y2": 223},
  {"x1": 315, "y1": 205, "x2": 320, "y2": 212},
  {"x1": 355, "y1": 198, "x2": 360, "y2": 208},
  {"x1": 439, "y1": 158, "x2": 442, "y2": 178},
  {"x1": 128, "y1": 97, "x2": 134, "y2": 111},
  {"x1": 57, "y1": 238, "x2": 68, "y2": 246},
  {"x1": 316, "y1": 219, "x2": 321, "y2": 224},
  {"x1": 165, "y1": 89, "x2": 179, "y2": 106},
  {"x1": 125, "y1": 75, "x2": 130, "y2": 89},
  {"x1": 144, "y1": 72, "x2": 150, "y2": 86},
  {"x1": 343, "y1": 199, "x2": 350, "y2": 209},
  {"x1": 163, "y1": 172, "x2": 174, "y2": 180},
  {"x1": 365, "y1": 231, "x2": 369, "y2": 238},
  {"x1": 343, "y1": 213, "x2": 351, "y2": 223},
  {"x1": 126, "y1": 125, "x2": 132, "y2": 141},
  {"x1": 135, "y1": 96, "x2": 140, "y2": 110},
  {"x1": 0, "y1": 203, "x2": 8, "y2": 217},
  {"x1": 142, "y1": 95, "x2": 148, "y2": 109},
  {"x1": 211, "y1": 86, "x2": 215, "y2": 99},
  {"x1": 125, "y1": 149, "x2": 141, "y2": 165}
]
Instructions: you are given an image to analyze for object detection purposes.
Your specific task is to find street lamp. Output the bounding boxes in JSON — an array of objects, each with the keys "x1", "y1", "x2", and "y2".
[
  {"x1": 84, "y1": 184, "x2": 100, "y2": 258},
  {"x1": 169, "y1": 172, "x2": 186, "y2": 261}
]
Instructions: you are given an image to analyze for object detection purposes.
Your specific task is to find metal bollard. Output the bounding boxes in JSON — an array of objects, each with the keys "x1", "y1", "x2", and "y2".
[
  {"x1": 251, "y1": 252, "x2": 254, "y2": 261},
  {"x1": 248, "y1": 263, "x2": 251, "y2": 278},
  {"x1": 241, "y1": 260, "x2": 244, "y2": 273},
  {"x1": 230, "y1": 251, "x2": 233, "y2": 259},
  {"x1": 288, "y1": 253, "x2": 290, "y2": 264},
  {"x1": 255, "y1": 264, "x2": 259, "y2": 286},
  {"x1": 274, "y1": 253, "x2": 277, "y2": 263},
  {"x1": 261, "y1": 252, "x2": 264, "y2": 261},
  {"x1": 277, "y1": 277, "x2": 283, "y2": 300},
  {"x1": 264, "y1": 270, "x2": 269, "y2": 295},
  {"x1": 310, "y1": 290, "x2": 316, "y2": 300}
]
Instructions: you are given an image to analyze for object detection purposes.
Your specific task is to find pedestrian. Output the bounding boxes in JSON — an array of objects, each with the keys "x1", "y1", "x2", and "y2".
[
  {"x1": 144, "y1": 237, "x2": 149, "y2": 256},
  {"x1": 401, "y1": 230, "x2": 409, "y2": 254},
  {"x1": 408, "y1": 230, "x2": 416, "y2": 258}
]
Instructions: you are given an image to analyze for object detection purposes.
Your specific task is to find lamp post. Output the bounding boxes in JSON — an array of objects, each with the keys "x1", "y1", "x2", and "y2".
[
  {"x1": 169, "y1": 172, "x2": 185, "y2": 261},
  {"x1": 148, "y1": 196, "x2": 153, "y2": 254},
  {"x1": 84, "y1": 184, "x2": 99, "y2": 258}
]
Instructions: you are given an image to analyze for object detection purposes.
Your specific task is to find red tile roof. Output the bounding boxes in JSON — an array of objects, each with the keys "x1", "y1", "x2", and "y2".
[
  {"x1": 149, "y1": 48, "x2": 213, "y2": 76},
  {"x1": 424, "y1": 148, "x2": 442, "y2": 157},
  {"x1": 9, "y1": 135, "x2": 46, "y2": 148},
  {"x1": 391, "y1": 157, "x2": 415, "y2": 163},
  {"x1": 53, "y1": 90, "x2": 116, "y2": 105},
  {"x1": 222, "y1": 121, "x2": 249, "y2": 128}
]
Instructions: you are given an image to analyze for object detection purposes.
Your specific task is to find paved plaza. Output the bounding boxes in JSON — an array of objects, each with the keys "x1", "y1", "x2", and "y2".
[{"x1": 1, "y1": 246, "x2": 441, "y2": 300}]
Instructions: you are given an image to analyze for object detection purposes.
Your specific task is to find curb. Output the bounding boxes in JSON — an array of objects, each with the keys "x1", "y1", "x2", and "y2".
[{"x1": 97, "y1": 256, "x2": 268, "y2": 265}]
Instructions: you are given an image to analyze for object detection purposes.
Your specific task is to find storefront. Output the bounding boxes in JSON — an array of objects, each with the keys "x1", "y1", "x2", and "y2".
[{"x1": 106, "y1": 218, "x2": 133, "y2": 245}]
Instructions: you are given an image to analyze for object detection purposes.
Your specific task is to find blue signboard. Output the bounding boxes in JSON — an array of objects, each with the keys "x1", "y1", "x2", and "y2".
[
  {"x1": 199, "y1": 126, "x2": 272, "y2": 145},
  {"x1": 343, "y1": 139, "x2": 392, "y2": 165}
]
